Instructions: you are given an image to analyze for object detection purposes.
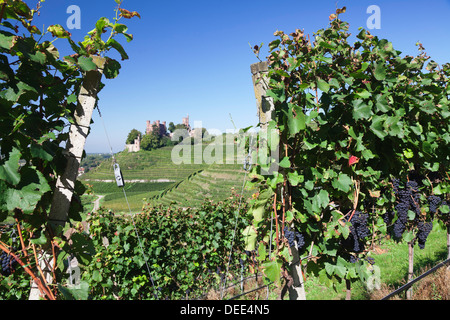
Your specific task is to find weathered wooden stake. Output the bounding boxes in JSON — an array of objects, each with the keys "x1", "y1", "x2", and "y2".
[
  {"x1": 407, "y1": 241, "x2": 414, "y2": 300},
  {"x1": 30, "y1": 56, "x2": 105, "y2": 300},
  {"x1": 250, "y1": 61, "x2": 274, "y2": 130},
  {"x1": 288, "y1": 241, "x2": 307, "y2": 300},
  {"x1": 250, "y1": 61, "x2": 306, "y2": 300},
  {"x1": 48, "y1": 56, "x2": 106, "y2": 230}
]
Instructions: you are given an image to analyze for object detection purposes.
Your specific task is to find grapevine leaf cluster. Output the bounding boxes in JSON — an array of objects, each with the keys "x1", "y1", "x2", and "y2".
[
  {"x1": 247, "y1": 6, "x2": 449, "y2": 293},
  {"x1": 83, "y1": 196, "x2": 253, "y2": 300},
  {"x1": 0, "y1": 0, "x2": 138, "y2": 299}
]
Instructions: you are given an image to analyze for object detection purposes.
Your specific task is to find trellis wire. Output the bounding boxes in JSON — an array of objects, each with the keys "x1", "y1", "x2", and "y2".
[
  {"x1": 381, "y1": 257, "x2": 450, "y2": 300},
  {"x1": 96, "y1": 105, "x2": 159, "y2": 299},
  {"x1": 228, "y1": 281, "x2": 274, "y2": 300},
  {"x1": 220, "y1": 134, "x2": 254, "y2": 299}
]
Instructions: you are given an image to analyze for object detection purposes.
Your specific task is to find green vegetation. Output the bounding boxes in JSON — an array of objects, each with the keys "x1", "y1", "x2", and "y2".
[
  {"x1": 80, "y1": 154, "x2": 112, "y2": 173},
  {"x1": 126, "y1": 129, "x2": 142, "y2": 144},
  {"x1": 0, "y1": 0, "x2": 140, "y2": 300},
  {"x1": 82, "y1": 146, "x2": 205, "y2": 181},
  {"x1": 84, "y1": 197, "x2": 252, "y2": 300},
  {"x1": 81, "y1": 137, "x2": 252, "y2": 212},
  {"x1": 245, "y1": 7, "x2": 449, "y2": 300},
  {"x1": 1, "y1": 1, "x2": 448, "y2": 302}
]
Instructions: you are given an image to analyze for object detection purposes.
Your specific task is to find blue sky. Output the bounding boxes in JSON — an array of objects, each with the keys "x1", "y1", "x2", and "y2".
[{"x1": 27, "y1": 0, "x2": 450, "y2": 153}]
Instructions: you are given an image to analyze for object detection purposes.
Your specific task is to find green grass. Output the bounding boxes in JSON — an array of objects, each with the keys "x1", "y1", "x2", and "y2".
[{"x1": 100, "y1": 191, "x2": 163, "y2": 212}]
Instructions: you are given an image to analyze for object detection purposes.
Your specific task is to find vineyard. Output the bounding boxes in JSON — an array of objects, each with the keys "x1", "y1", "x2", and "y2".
[{"x1": 0, "y1": 1, "x2": 449, "y2": 303}]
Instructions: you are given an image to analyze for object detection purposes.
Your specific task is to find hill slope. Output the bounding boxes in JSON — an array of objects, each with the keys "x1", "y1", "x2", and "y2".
[
  {"x1": 81, "y1": 140, "x2": 253, "y2": 211},
  {"x1": 81, "y1": 146, "x2": 207, "y2": 182},
  {"x1": 151, "y1": 163, "x2": 251, "y2": 208}
]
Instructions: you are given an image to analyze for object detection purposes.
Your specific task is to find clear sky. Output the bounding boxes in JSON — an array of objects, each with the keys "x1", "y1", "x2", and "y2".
[{"x1": 26, "y1": 0, "x2": 450, "y2": 153}]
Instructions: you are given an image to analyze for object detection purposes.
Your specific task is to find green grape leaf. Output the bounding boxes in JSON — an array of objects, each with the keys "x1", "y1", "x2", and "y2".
[
  {"x1": 374, "y1": 62, "x2": 386, "y2": 81},
  {"x1": 0, "y1": 148, "x2": 21, "y2": 186},
  {"x1": 77, "y1": 56, "x2": 97, "y2": 72},
  {"x1": 332, "y1": 173, "x2": 352, "y2": 193}
]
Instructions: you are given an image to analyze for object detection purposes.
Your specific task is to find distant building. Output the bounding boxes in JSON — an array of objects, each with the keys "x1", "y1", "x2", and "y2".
[
  {"x1": 78, "y1": 167, "x2": 85, "y2": 177},
  {"x1": 124, "y1": 116, "x2": 191, "y2": 153},
  {"x1": 125, "y1": 134, "x2": 141, "y2": 152},
  {"x1": 146, "y1": 120, "x2": 168, "y2": 137},
  {"x1": 182, "y1": 115, "x2": 191, "y2": 132}
]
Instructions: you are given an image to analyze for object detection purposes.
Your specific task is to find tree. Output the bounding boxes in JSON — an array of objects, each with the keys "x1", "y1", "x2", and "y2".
[
  {"x1": 126, "y1": 129, "x2": 142, "y2": 144},
  {"x1": 140, "y1": 133, "x2": 161, "y2": 151},
  {"x1": 175, "y1": 123, "x2": 189, "y2": 131},
  {"x1": 168, "y1": 122, "x2": 176, "y2": 133}
]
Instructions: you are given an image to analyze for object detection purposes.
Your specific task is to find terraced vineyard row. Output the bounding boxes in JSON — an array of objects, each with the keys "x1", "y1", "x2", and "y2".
[{"x1": 152, "y1": 164, "x2": 253, "y2": 208}]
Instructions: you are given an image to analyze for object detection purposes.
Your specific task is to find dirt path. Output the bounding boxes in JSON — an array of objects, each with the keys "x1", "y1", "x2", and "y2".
[{"x1": 93, "y1": 195, "x2": 105, "y2": 212}]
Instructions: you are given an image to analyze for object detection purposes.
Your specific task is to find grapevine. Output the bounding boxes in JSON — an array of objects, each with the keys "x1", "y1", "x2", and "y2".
[{"x1": 247, "y1": 6, "x2": 449, "y2": 300}]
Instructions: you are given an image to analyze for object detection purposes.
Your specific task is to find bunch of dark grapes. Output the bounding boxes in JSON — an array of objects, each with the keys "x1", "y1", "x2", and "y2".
[
  {"x1": 392, "y1": 178, "x2": 400, "y2": 194},
  {"x1": 0, "y1": 251, "x2": 18, "y2": 276},
  {"x1": 342, "y1": 224, "x2": 362, "y2": 252},
  {"x1": 391, "y1": 179, "x2": 413, "y2": 240},
  {"x1": 283, "y1": 227, "x2": 305, "y2": 251},
  {"x1": 407, "y1": 180, "x2": 421, "y2": 217},
  {"x1": 351, "y1": 211, "x2": 370, "y2": 239},
  {"x1": 393, "y1": 202, "x2": 409, "y2": 239},
  {"x1": 383, "y1": 211, "x2": 395, "y2": 226},
  {"x1": 416, "y1": 221, "x2": 433, "y2": 249},
  {"x1": 365, "y1": 257, "x2": 375, "y2": 265},
  {"x1": 341, "y1": 211, "x2": 369, "y2": 253},
  {"x1": 427, "y1": 195, "x2": 441, "y2": 214}
]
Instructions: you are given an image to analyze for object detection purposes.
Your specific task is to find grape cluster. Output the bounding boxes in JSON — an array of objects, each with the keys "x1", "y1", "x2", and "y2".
[
  {"x1": 349, "y1": 255, "x2": 358, "y2": 263},
  {"x1": 347, "y1": 254, "x2": 375, "y2": 265},
  {"x1": 365, "y1": 257, "x2": 375, "y2": 265},
  {"x1": 416, "y1": 221, "x2": 433, "y2": 250},
  {"x1": 283, "y1": 227, "x2": 305, "y2": 251},
  {"x1": 391, "y1": 178, "x2": 421, "y2": 240},
  {"x1": 427, "y1": 195, "x2": 441, "y2": 214},
  {"x1": 393, "y1": 202, "x2": 409, "y2": 239},
  {"x1": 351, "y1": 211, "x2": 370, "y2": 239},
  {"x1": 383, "y1": 211, "x2": 395, "y2": 226},
  {"x1": 0, "y1": 251, "x2": 17, "y2": 276},
  {"x1": 341, "y1": 211, "x2": 369, "y2": 253}
]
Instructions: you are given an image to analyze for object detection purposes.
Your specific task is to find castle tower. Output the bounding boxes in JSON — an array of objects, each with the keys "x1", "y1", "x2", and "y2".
[
  {"x1": 146, "y1": 120, "x2": 151, "y2": 135},
  {"x1": 182, "y1": 114, "x2": 191, "y2": 131}
]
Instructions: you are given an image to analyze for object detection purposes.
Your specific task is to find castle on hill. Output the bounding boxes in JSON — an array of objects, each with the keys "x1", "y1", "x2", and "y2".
[{"x1": 125, "y1": 115, "x2": 192, "y2": 152}]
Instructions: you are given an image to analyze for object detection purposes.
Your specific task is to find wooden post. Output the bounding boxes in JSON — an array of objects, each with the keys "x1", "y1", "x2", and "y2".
[
  {"x1": 250, "y1": 61, "x2": 274, "y2": 130},
  {"x1": 251, "y1": 61, "x2": 306, "y2": 300},
  {"x1": 30, "y1": 56, "x2": 105, "y2": 300},
  {"x1": 447, "y1": 225, "x2": 450, "y2": 260},
  {"x1": 48, "y1": 56, "x2": 106, "y2": 230},
  {"x1": 288, "y1": 242, "x2": 307, "y2": 300},
  {"x1": 407, "y1": 241, "x2": 414, "y2": 299}
]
